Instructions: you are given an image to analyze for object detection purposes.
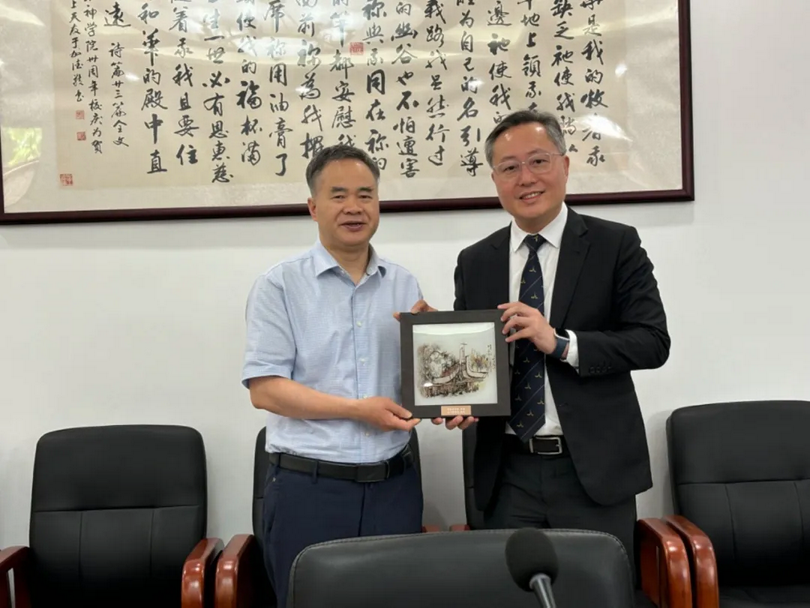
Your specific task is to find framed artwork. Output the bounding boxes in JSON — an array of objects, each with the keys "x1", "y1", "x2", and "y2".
[
  {"x1": 0, "y1": 0, "x2": 693, "y2": 224},
  {"x1": 400, "y1": 310, "x2": 510, "y2": 418}
]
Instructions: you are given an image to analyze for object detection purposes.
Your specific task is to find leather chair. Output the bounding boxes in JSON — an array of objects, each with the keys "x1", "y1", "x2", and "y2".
[
  {"x1": 664, "y1": 401, "x2": 810, "y2": 608},
  {"x1": 215, "y1": 428, "x2": 438, "y2": 608},
  {"x1": 450, "y1": 426, "x2": 692, "y2": 608},
  {"x1": 0, "y1": 425, "x2": 222, "y2": 608},
  {"x1": 287, "y1": 528, "x2": 637, "y2": 608}
]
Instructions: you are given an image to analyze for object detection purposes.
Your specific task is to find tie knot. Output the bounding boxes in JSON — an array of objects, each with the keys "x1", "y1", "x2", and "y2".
[{"x1": 523, "y1": 234, "x2": 545, "y2": 253}]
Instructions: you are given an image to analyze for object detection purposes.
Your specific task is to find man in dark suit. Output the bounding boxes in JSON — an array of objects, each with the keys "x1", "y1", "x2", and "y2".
[{"x1": 430, "y1": 109, "x2": 670, "y2": 567}]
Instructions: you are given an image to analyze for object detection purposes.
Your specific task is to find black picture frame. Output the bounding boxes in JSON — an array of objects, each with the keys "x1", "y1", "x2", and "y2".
[{"x1": 400, "y1": 310, "x2": 511, "y2": 418}]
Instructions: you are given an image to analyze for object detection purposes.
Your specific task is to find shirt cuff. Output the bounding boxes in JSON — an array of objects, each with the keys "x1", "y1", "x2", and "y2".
[{"x1": 565, "y1": 330, "x2": 580, "y2": 371}]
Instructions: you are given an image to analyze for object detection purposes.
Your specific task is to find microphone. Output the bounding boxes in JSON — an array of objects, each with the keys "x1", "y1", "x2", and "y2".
[{"x1": 505, "y1": 528, "x2": 559, "y2": 608}]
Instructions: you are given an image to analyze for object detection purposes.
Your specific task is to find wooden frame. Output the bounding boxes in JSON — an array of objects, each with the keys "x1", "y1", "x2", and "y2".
[
  {"x1": 0, "y1": 0, "x2": 693, "y2": 224},
  {"x1": 664, "y1": 515, "x2": 720, "y2": 608},
  {"x1": 0, "y1": 538, "x2": 222, "y2": 608},
  {"x1": 399, "y1": 310, "x2": 510, "y2": 419}
]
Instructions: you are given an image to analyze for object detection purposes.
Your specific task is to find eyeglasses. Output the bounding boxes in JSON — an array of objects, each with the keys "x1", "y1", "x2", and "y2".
[{"x1": 493, "y1": 152, "x2": 564, "y2": 179}]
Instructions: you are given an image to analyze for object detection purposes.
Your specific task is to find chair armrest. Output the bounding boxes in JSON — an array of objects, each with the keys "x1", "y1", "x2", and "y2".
[
  {"x1": 0, "y1": 546, "x2": 32, "y2": 608},
  {"x1": 449, "y1": 524, "x2": 471, "y2": 531},
  {"x1": 664, "y1": 515, "x2": 719, "y2": 608},
  {"x1": 421, "y1": 525, "x2": 441, "y2": 533},
  {"x1": 182, "y1": 537, "x2": 224, "y2": 608},
  {"x1": 637, "y1": 518, "x2": 692, "y2": 608},
  {"x1": 215, "y1": 534, "x2": 265, "y2": 608}
]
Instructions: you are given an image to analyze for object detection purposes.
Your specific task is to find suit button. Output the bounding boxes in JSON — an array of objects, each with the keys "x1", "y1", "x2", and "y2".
[{"x1": 589, "y1": 367, "x2": 595, "y2": 373}]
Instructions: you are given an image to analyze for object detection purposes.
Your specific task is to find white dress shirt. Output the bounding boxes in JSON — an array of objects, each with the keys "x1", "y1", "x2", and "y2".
[{"x1": 505, "y1": 203, "x2": 579, "y2": 437}]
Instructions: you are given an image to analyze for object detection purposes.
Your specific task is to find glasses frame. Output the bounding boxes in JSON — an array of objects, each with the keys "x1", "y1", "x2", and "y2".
[{"x1": 493, "y1": 152, "x2": 566, "y2": 180}]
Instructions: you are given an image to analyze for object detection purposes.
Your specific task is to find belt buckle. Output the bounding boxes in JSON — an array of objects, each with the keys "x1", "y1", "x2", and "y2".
[
  {"x1": 355, "y1": 461, "x2": 388, "y2": 483},
  {"x1": 529, "y1": 436, "x2": 562, "y2": 455}
]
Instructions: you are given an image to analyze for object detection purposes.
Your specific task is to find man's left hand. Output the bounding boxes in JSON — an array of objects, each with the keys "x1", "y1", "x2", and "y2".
[
  {"x1": 432, "y1": 415, "x2": 477, "y2": 430},
  {"x1": 498, "y1": 301, "x2": 556, "y2": 355}
]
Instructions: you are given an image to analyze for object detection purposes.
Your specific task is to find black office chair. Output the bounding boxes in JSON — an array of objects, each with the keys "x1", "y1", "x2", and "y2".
[
  {"x1": 215, "y1": 427, "x2": 436, "y2": 608},
  {"x1": 665, "y1": 400, "x2": 810, "y2": 608},
  {"x1": 450, "y1": 426, "x2": 692, "y2": 608},
  {"x1": 288, "y1": 528, "x2": 635, "y2": 607},
  {"x1": 0, "y1": 425, "x2": 222, "y2": 608}
]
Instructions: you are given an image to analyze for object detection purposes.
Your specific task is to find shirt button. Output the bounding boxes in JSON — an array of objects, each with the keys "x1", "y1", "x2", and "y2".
[
  {"x1": 365, "y1": 432, "x2": 370, "y2": 437},
  {"x1": 356, "y1": 321, "x2": 363, "y2": 327}
]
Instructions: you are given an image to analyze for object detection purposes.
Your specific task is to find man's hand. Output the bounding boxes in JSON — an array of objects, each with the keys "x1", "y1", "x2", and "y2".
[
  {"x1": 394, "y1": 299, "x2": 438, "y2": 321},
  {"x1": 431, "y1": 415, "x2": 477, "y2": 430},
  {"x1": 352, "y1": 397, "x2": 421, "y2": 432},
  {"x1": 498, "y1": 301, "x2": 556, "y2": 354}
]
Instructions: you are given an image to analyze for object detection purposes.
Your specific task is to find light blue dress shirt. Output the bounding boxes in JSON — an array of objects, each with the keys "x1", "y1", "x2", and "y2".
[{"x1": 242, "y1": 240, "x2": 422, "y2": 464}]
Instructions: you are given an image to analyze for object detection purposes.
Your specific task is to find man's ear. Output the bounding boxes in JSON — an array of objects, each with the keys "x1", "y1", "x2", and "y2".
[{"x1": 307, "y1": 197, "x2": 317, "y2": 221}]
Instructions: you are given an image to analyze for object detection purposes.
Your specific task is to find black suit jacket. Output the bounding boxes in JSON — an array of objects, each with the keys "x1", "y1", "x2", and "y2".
[{"x1": 454, "y1": 209, "x2": 670, "y2": 509}]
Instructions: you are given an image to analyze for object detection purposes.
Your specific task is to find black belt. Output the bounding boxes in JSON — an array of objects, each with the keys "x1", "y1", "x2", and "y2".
[
  {"x1": 506, "y1": 434, "x2": 568, "y2": 456},
  {"x1": 268, "y1": 445, "x2": 414, "y2": 483}
]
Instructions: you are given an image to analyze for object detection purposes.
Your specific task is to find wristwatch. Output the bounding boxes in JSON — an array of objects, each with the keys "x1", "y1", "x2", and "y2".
[{"x1": 551, "y1": 328, "x2": 570, "y2": 360}]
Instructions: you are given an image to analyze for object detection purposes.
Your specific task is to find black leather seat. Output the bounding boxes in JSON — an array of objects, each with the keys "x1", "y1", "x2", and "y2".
[
  {"x1": 665, "y1": 401, "x2": 810, "y2": 608},
  {"x1": 288, "y1": 529, "x2": 635, "y2": 608},
  {"x1": 0, "y1": 425, "x2": 222, "y2": 608},
  {"x1": 215, "y1": 428, "x2": 435, "y2": 608}
]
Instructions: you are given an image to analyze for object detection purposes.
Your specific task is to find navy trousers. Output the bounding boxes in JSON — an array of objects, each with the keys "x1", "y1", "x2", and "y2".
[{"x1": 262, "y1": 460, "x2": 423, "y2": 607}]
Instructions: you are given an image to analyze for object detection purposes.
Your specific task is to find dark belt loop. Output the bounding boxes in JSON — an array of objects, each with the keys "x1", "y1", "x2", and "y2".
[{"x1": 311, "y1": 460, "x2": 319, "y2": 483}]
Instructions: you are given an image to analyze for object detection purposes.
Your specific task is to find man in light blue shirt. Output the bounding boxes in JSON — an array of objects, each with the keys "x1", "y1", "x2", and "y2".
[{"x1": 242, "y1": 145, "x2": 424, "y2": 607}]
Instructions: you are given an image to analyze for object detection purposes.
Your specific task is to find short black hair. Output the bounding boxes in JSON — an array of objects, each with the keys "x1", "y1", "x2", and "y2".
[
  {"x1": 484, "y1": 109, "x2": 567, "y2": 166},
  {"x1": 305, "y1": 145, "x2": 381, "y2": 194}
]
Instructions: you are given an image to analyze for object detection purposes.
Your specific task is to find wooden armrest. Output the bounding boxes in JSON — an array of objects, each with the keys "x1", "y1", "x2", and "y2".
[
  {"x1": 664, "y1": 515, "x2": 719, "y2": 608},
  {"x1": 182, "y1": 537, "x2": 224, "y2": 608},
  {"x1": 449, "y1": 524, "x2": 471, "y2": 531},
  {"x1": 215, "y1": 534, "x2": 265, "y2": 608},
  {"x1": 0, "y1": 546, "x2": 32, "y2": 608},
  {"x1": 637, "y1": 518, "x2": 692, "y2": 608},
  {"x1": 421, "y1": 525, "x2": 441, "y2": 533}
]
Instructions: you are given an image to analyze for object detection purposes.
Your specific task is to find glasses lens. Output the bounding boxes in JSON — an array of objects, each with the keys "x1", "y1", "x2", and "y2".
[{"x1": 527, "y1": 153, "x2": 552, "y2": 175}]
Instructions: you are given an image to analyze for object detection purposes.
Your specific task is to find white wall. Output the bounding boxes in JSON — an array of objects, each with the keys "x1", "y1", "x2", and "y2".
[{"x1": 2, "y1": 0, "x2": 810, "y2": 547}]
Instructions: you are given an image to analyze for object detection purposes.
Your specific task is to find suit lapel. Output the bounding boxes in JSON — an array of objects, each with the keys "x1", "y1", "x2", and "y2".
[
  {"x1": 550, "y1": 209, "x2": 589, "y2": 327},
  {"x1": 485, "y1": 227, "x2": 511, "y2": 309}
]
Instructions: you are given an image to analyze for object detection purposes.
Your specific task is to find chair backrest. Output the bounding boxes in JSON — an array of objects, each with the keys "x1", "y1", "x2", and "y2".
[
  {"x1": 668, "y1": 400, "x2": 810, "y2": 585},
  {"x1": 253, "y1": 427, "x2": 269, "y2": 543},
  {"x1": 288, "y1": 529, "x2": 634, "y2": 608},
  {"x1": 252, "y1": 427, "x2": 277, "y2": 607},
  {"x1": 462, "y1": 426, "x2": 486, "y2": 529},
  {"x1": 30, "y1": 425, "x2": 207, "y2": 608}
]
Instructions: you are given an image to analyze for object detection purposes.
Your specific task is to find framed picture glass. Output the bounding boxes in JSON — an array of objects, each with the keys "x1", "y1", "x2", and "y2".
[
  {"x1": 400, "y1": 310, "x2": 510, "y2": 418},
  {"x1": 0, "y1": 0, "x2": 692, "y2": 224}
]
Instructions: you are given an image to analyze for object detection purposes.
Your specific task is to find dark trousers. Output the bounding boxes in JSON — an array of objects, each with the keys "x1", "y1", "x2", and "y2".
[
  {"x1": 262, "y1": 461, "x2": 423, "y2": 608},
  {"x1": 483, "y1": 446, "x2": 637, "y2": 581}
]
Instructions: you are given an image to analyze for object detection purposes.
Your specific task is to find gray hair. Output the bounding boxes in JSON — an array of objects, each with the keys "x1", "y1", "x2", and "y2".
[
  {"x1": 305, "y1": 145, "x2": 380, "y2": 195},
  {"x1": 484, "y1": 109, "x2": 568, "y2": 166}
]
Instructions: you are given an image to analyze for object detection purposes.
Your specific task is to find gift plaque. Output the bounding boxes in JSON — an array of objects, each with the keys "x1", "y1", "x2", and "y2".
[{"x1": 399, "y1": 310, "x2": 511, "y2": 418}]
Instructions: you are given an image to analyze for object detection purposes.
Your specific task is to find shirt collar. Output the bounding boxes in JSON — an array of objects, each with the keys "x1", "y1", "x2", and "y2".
[
  {"x1": 312, "y1": 239, "x2": 387, "y2": 278},
  {"x1": 510, "y1": 203, "x2": 568, "y2": 253}
]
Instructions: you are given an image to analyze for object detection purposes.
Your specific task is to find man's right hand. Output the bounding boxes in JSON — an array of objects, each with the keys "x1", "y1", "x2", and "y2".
[
  {"x1": 393, "y1": 299, "x2": 437, "y2": 321},
  {"x1": 353, "y1": 397, "x2": 421, "y2": 432}
]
